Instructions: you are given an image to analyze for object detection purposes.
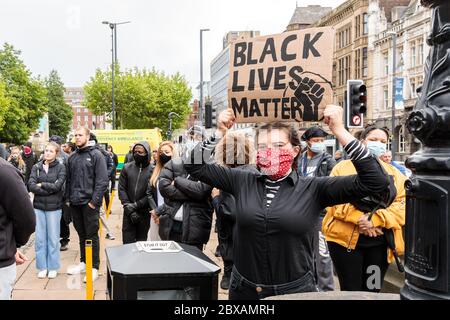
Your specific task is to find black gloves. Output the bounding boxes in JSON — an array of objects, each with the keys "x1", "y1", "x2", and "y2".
[
  {"x1": 124, "y1": 202, "x2": 138, "y2": 216},
  {"x1": 130, "y1": 211, "x2": 141, "y2": 224},
  {"x1": 124, "y1": 202, "x2": 141, "y2": 224}
]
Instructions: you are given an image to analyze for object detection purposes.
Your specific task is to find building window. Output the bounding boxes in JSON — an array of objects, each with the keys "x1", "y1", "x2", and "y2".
[
  {"x1": 410, "y1": 41, "x2": 416, "y2": 67},
  {"x1": 383, "y1": 86, "x2": 389, "y2": 109},
  {"x1": 345, "y1": 55, "x2": 350, "y2": 84},
  {"x1": 383, "y1": 51, "x2": 389, "y2": 76},
  {"x1": 363, "y1": 13, "x2": 368, "y2": 35},
  {"x1": 77, "y1": 115, "x2": 81, "y2": 122},
  {"x1": 84, "y1": 115, "x2": 88, "y2": 122},
  {"x1": 338, "y1": 58, "x2": 343, "y2": 86},
  {"x1": 362, "y1": 47, "x2": 368, "y2": 77},
  {"x1": 355, "y1": 49, "x2": 361, "y2": 79},
  {"x1": 399, "y1": 127, "x2": 406, "y2": 153},
  {"x1": 418, "y1": 40, "x2": 424, "y2": 65},
  {"x1": 355, "y1": 15, "x2": 361, "y2": 38}
]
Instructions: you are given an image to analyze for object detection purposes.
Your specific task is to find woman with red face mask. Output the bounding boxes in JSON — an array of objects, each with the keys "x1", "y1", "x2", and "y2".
[{"x1": 184, "y1": 105, "x2": 390, "y2": 300}]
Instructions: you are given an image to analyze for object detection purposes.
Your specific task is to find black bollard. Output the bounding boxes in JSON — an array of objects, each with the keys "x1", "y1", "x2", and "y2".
[{"x1": 401, "y1": 0, "x2": 450, "y2": 300}]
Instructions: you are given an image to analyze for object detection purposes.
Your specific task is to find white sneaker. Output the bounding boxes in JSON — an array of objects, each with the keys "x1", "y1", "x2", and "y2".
[
  {"x1": 48, "y1": 270, "x2": 57, "y2": 279},
  {"x1": 83, "y1": 268, "x2": 99, "y2": 283},
  {"x1": 37, "y1": 270, "x2": 48, "y2": 279},
  {"x1": 67, "y1": 262, "x2": 86, "y2": 275}
]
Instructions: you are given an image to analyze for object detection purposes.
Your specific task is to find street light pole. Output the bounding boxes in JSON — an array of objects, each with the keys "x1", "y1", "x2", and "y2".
[
  {"x1": 199, "y1": 28, "x2": 210, "y2": 126},
  {"x1": 110, "y1": 24, "x2": 116, "y2": 130},
  {"x1": 102, "y1": 20, "x2": 131, "y2": 130},
  {"x1": 388, "y1": 31, "x2": 397, "y2": 161}
]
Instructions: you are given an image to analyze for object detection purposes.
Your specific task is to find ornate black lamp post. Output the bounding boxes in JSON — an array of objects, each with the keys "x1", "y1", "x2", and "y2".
[{"x1": 401, "y1": 0, "x2": 450, "y2": 300}]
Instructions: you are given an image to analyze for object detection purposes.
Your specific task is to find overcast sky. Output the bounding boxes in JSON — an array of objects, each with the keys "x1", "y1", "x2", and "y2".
[{"x1": 0, "y1": 0, "x2": 345, "y2": 99}]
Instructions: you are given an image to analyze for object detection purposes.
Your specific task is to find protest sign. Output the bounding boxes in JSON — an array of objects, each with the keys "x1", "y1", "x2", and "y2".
[{"x1": 228, "y1": 28, "x2": 334, "y2": 123}]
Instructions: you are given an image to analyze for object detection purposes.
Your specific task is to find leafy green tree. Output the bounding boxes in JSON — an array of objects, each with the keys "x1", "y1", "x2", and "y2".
[
  {"x1": 45, "y1": 70, "x2": 73, "y2": 138},
  {"x1": 0, "y1": 43, "x2": 47, "y2": 144},
  {"x1": 83, "y1": 65, "x2": 192, "y2": 137},
  {"x1": 0, "y1": 79, "x2": 11, "y2": 131}
]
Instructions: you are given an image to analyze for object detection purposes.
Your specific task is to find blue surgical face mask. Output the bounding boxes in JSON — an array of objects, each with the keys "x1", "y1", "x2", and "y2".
[
  {"x1": 366, "y1": 141, "x2": 387, "y2": 158},
  {"x1": 309, "y1": 142, "x2": 325, "y2": 154},
  {"x1": 300, "y1": 141, "x2": 307, "y2": 150}
]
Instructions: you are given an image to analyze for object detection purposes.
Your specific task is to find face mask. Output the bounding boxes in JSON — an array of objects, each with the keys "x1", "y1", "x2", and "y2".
[
  {"x1": 23, "y1": 146, "x2": 32, "y2": 155},
  {"x1": 256, "y1": 148, "x2": 294, "y2": 180},
  {"x1": 366, "y1": 141, "x2": 387, "y2": 158},
  {"x1": 309, "y1": 142, "x2": 325, "y2": 154},
  {"x1": 159, "y1": 153, "x2": 172, "y2": 165},
  {"x1": 300, "y1": 141, "x2": 307, "y2": 149},
  {"x1": 133, "y1": 153, "x2": 148, "y2": 166}
]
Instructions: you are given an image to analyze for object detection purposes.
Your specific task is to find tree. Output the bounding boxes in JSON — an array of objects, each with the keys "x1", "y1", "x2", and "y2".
[
  {"x1": 83, "y1": 66, "x2": 192, "y2": 137},
  {"x1": 45, "y1": 70, "x2": 73, "y2": 138},
  {"x1": 0, "y1": 79, "x2": 11, "y2": 132},
  {"x1": 0, "y1": 43, "x2": 47, "y2": 144}
]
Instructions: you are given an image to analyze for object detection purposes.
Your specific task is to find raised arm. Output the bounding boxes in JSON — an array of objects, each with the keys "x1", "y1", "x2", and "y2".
[
  {"x1": 316, "y1": 105, "x2": 389, "y2": 208},
  {"x1": 184, "y1": 109, "x2": 249, "y2": 195}
]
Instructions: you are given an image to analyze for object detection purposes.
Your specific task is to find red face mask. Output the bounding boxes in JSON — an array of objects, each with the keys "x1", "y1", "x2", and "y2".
[
  {"x1": 23, "y1": 146, "x2": 32, "y2": 155},
  {"x1": 256, "y1": 148, "x2": 294, "y2": 180}
]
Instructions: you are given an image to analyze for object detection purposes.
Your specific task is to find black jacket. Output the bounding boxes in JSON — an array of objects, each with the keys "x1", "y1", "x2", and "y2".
[
  {"x1": 66, "y1": 145, "x2": 109, "y2": 207},
  {"x1": 22, "y1": 152, "x2": 37, "y2": 184},
  {"x1": 0, "y1": 158, "x2": 36, "y2": 268},
  {"x1": 158, "y1": 158, "x2": 213, "y2": 245},
  {"x1": 118, "y1": 141, "x2": 155, "y2": 213},
  {"x1": 28, "y1": 160, "x2": 66, "y2": 211},
  {"x1": 184, "y1": 136, "x2": 390, "y2": 285}
]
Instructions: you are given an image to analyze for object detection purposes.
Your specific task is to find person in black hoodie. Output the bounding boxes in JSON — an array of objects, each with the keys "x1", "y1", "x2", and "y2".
[
  {"x1": 65, "y1": 127, "x2": 108, "y2": 283},
  {"x1": 157, "y1": 127, "x2": 213, "y2": 251},
  {"x1": 212, "y1": 131, "x2": 257, "y2": 290},
  {"x1": 28, "y1": 142, "x2": 66, "y2": 279},
  {"x1": 0, "y1": 157, "x2": 35, "y2": 300},
  {"x1": 118, "y1": 141, "x2": 155, "y2": 244},
  {"x1": 22, "y1": 142, "x2": 38, "y2": 186}
]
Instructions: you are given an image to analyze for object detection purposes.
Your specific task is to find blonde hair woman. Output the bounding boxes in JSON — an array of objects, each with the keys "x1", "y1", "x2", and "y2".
[
  {"x1": 28, "y1": 142, "x2": 66, "y2": 279},
  {"x1": 147, "y1": 141, "x2": 175, "y2": 240}
]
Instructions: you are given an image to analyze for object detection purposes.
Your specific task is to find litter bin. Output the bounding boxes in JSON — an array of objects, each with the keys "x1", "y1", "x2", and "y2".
[{"x1": 106, "y1": 241, "x2": 220, "y2": 300}]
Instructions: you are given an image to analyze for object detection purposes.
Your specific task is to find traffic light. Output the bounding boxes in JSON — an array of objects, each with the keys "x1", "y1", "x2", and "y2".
[
  {"x1": 346, "y1": 80, "x2": 367, "y2": 128},
  {"x1": 211, "y1": 105, "x2": 217, "y2": 128},
  {"x1": 205, "y1": 102, "x2": 217, "y2": 129}
]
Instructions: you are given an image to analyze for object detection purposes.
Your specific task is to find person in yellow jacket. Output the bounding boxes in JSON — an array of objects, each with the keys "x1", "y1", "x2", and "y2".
[{"x1": 322, "y1": 126, "x2": 406, "y2": 292}]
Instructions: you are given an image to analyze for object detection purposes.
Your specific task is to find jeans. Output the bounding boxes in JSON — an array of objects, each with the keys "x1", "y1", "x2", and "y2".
[
  {"x1": 71, "y1": 204, "x2": 100, "y2": 269},
  {"x1": 0, "y1": 263, "x2": 16, "y2": 300},
  {"x1": 35, "y1": 209, "x2": 62, "y2": 271},
  {"x1": 229, "y1": 267, "x2": 318, "y2": 300}
]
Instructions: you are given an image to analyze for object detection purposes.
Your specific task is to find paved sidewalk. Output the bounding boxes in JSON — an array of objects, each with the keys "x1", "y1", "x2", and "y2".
[{"x1": 12, "y1": 192, "x2": 228, "y2": 300}]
